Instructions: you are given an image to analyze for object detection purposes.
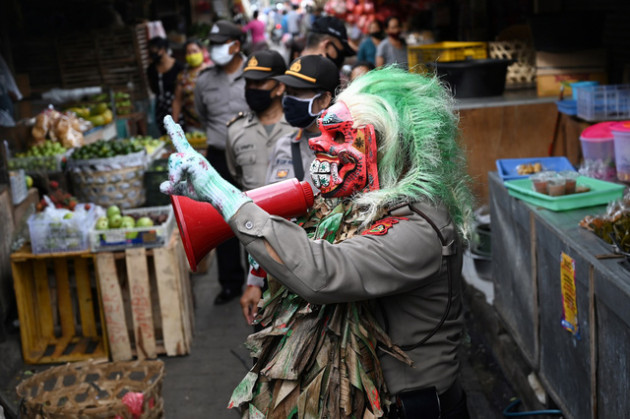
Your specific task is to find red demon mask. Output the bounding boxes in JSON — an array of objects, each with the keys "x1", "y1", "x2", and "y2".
[{"x1": 308, "y1": 101, "x2": 379, "y2": 197}]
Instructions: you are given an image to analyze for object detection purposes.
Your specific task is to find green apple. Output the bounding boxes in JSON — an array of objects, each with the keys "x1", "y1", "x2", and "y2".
[
  {"x1": 95, "y1": 216, "x2": 109, "y2": 230},
  {"x1": 106, "y1": 205, "x2": 121, "y2": 219},
  {"x1": 136, "y1": 216, "x2": 154, "y2": 227},
  {"x1": 121, "y1": 216, "x2": 138, "y2": 239},
  {"x1": 108, "y1": 214, "x2": 122, "y2": 229},
  {"x1": 25, "y1": 175, "x2": 33, "y2": 188},
  {"x1": 63, "y1": 212, "x2": 73, "y2": 220}
]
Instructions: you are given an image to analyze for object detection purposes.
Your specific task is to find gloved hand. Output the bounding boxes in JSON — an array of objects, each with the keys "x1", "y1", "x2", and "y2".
[{"x1": 159, "y1": 115, "x2": 251, "y2": 220}]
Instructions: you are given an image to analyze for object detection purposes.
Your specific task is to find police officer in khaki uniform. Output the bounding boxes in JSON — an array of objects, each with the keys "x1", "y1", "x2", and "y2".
[
  {"x1": 226, "y1": 50, "x2": 294, "y2": 191},
  {"x1": 239, "y1": 55, "x2": 341, "y2": 323},
  {"x1": 265, "y1": 54, "x2": 340, "y2": 190}
]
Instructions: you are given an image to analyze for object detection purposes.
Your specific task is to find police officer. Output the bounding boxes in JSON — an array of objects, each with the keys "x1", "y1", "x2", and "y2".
[
  {"x1": 226, "y1": 50, "x2": 294, "y2": 191},
  {"x1": 239, "y1": 54, "x2": 340, "y2": 324},
  {"x1": 266, "y1": 54, "x2": 340, "y2": 189},
  {"x1": 194, "y1": 20, "x2": 249, "y2": 304}
]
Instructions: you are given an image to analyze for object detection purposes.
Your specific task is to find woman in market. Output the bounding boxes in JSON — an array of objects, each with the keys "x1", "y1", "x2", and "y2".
[
  {"x1": 357, "y1": 19, "x2": 384, "y2": 66},
  {"x1": 146, "y1": 36, "x2": 184, "y2": 135},
  {"x1": 171, "y1": 39, "x2": 209, "y2": 133},
  {"x1": 160, "y1": 66, "x2": 472, "y2": 418}
]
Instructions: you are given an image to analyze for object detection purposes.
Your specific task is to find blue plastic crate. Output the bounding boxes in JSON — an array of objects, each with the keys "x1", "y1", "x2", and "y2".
[
  {"x1": 496, "y1": 157, "x2": 576, "y2": 181},
  {"x1": 556, "y1": 99, "x2": 577, "y2": 116}
]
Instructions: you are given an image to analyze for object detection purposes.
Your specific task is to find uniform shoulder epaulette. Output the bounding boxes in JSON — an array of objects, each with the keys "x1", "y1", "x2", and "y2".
[{"x1": 226, "y1": 112, "x2": 246, "y2": 127}]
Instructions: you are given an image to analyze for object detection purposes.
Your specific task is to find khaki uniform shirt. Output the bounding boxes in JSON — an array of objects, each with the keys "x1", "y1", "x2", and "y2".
[
  {"x1": 226, "y1": 111, "x2": 295, "y2": 190},
  {"x1": 265, "y1": 129, "x2": 320, "y2": 192},
  {"x1": 193, "y1": 55, "x2": 248, "y2": 150},
  {"x1": 229, "y1": 200, "x2": 464, "y2": 395}
]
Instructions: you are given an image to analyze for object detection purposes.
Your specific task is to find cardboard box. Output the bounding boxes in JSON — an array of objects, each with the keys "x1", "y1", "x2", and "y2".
[{"x1": 536, "y1": 49, "x2": 608, "y2": 97}]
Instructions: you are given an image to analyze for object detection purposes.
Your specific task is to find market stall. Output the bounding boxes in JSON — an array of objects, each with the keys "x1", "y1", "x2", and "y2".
[{"x1": 489, "y1": 168, "x2": 630, "y2": 419}]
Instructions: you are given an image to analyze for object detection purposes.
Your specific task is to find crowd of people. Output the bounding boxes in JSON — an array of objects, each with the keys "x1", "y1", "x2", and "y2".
[{"x1": 153, "y1": 6, "x2": 471, "y2": 418}]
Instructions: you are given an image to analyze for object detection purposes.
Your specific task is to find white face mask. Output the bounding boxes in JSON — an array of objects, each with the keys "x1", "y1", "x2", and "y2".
[{"x1": 210, "y1": 41, "x2": 236, "y2": 66}]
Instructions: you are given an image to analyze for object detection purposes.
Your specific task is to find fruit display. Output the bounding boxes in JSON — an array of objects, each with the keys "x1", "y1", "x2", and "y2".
[
  {"x1": 8, "y1": 140, "x2": 68, "y2": 172},
  {"x1": 89, "y1": 205, "x2": 174, "y2": 251},
  {"x1": 36, "y1": 181, "x2": 82, "y2": 212},
  {"x1": 70, "y1": 138, "x2": 144, "y2": 160},
  {"x1": 114, "y1": 91, "x2": 133, "y2": 116},
  {"x1": 95, "y1": 204, "x2": 166, "y2": 232},
  {"x1": 132, "y1": 136, "x2": 165, "y2": 156},
  {"x1": 27, "y1": 200, "x2": 96, "y2": 254},
  {"x1": 67, "y1": 102, "x2": 113, "y2": 127},
  {"x1": 32, "y1": 108, "x2": 84, "y2": 148}
]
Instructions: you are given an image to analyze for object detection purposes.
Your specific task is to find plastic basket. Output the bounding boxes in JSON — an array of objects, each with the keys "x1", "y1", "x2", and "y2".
[
  {"x1": 16, "y1": 359, "x2": 164, "y2": 419},
  {"x1": 408, "y1": 41, "x2": 487, "y2": 69},
  {"x1": 575, "y1": 84, "x2": 630, "y2": 122},
  {"x1": 489, "y1": 41, "x2": 536, "y2": 88},
  {"x1": 27, "y1": 204, "x2": 96, "y2": 254},
  {"x1": 89, "y1": 205, "x2": 174, "y2": 252},
  {"x1": 496, "y1": 157, "x2": 576, "y2": 181},
  {"x1": 504, "y1": 176, "x2": 624, "y2": 211}
]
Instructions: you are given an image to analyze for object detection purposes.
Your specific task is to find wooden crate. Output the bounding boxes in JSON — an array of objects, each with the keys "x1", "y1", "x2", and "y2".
[
  {"x1": 10, "y1": 248, "x2": 109, "y2": 364},
  {"x1": 95, "y1": 232, "x2": 194, "y2": 361}
]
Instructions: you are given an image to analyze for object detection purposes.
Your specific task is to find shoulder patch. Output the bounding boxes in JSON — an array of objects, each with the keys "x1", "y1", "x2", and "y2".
[
  {"x1": 362, "y1": 217, "x2": 409, "y2": 236},
  {"x1": 226, "y1": 112, "x2": 246, "y2": 127}
]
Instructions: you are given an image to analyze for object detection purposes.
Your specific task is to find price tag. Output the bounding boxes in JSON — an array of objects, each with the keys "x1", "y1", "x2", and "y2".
[{"x1": 102, "y1": 231, "x2": 126, "y2": 243}]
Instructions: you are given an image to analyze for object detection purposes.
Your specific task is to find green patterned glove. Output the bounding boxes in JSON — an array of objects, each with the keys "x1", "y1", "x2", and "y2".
[{"x1": 159, "y1": 115, "x2": 251, "y2": 220}]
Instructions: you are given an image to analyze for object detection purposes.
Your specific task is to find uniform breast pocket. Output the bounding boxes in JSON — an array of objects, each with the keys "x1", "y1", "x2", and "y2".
[{"x1": 236, "y1": 153, "x2": 257, "y2": 166}]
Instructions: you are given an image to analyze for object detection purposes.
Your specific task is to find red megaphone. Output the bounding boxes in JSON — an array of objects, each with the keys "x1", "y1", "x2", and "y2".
[{"x1": 171, "y1": 179, "x2": 315, "y2": 271}]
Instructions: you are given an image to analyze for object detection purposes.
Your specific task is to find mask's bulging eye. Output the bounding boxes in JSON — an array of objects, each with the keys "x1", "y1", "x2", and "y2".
[{"x1": 334, "y1": 132, "x2": 346, "y2": 144}]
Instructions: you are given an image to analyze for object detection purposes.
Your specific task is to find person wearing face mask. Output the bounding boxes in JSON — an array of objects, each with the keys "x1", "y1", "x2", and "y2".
[
  {"x1": 146, "y1": 37, "x2": 184, "y2": 135},
  {"x1": 357, "y1": 19, "x2": 385, "y2": 66},
  {"x1": 237, "y1": 54, "x2": 340, "y2": 326},
  {"x1": 301, "y1": 16, "x2": 356, "y2": 70},
  {"x1": 171, "y1": 39, "x2": 209, "y2": 132},
  {"x1": 376, "y1": 16, "x2": 408, "y2": 69},
  {"x1": 226, "y1": 50, "x2": 293, "y2": 191},
  {"x1": 194, "y1": 20, "x2": 250, "y2": 305}
]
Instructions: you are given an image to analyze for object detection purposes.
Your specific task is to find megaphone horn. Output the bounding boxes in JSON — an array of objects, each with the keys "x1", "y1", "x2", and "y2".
[{"x1": 171, "y1": 178, "x2": 315, "y2": 271}]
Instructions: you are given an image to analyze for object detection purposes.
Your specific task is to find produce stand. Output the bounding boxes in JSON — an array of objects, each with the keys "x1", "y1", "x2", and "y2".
[{"x1": 489, "y1": 171, "x2": 630, "y2": 419}]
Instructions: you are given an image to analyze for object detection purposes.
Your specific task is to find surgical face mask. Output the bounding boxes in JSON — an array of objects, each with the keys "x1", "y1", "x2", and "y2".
[
  {"x1": 282, "y1": 93, "x2": 322, "y2": 128},
  {"x1": 245, "y1": 86, "x2": 275, "y2": 113},
  {"x1": 210, "y1": 41, "x2": 236, "y2": 66},
  {"x1": 186, "y1": 52, "x2": 204, "y2": 67}
]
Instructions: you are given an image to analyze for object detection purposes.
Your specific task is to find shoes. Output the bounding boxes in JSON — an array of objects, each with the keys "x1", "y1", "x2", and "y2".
[{"x1": 214, "y1": 288, "x2": 242, "y2": 305}]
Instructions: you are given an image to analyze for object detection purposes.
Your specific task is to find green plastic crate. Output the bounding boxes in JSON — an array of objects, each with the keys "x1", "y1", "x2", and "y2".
[{"x1": 505, "y1": 176, "x2": 625, "y2": 211}]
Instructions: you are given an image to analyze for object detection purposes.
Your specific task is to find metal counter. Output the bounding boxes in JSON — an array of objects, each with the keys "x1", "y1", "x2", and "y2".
[{"x1": 455, "y1": 90, "x2": 557, "y2": 110}]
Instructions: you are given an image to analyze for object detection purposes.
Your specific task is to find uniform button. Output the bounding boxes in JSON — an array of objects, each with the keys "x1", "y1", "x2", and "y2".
[{"x1": 245, "y1": 221, "x2": 253, "y2": 230}]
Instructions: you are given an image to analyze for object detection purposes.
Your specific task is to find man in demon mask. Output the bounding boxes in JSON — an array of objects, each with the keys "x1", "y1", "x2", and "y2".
[{"x1": 161, "y1": 67, "x2": 473, "y2": 419}]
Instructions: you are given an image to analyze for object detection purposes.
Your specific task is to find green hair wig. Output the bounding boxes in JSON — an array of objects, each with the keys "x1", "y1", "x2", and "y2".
[{"x1": 336, "y1": 67, "x2": 474, "y2": 240}]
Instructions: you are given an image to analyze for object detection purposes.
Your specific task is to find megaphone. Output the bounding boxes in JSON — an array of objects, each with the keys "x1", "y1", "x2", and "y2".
[{"x1": 171, "y1": 178, "x2": 315, "y2": 271}]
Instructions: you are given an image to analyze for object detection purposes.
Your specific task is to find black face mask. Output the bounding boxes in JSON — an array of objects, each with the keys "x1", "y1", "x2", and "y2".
[
  {"x1": 326, "y1": 42, "x2": 345, "y2": 69},
  {"x1": 370, "y1": 31, "x2": 385, "y2": 40},
  {"x1": 282, "y1": 94, "x2": 322, "y2": 128},
  {"x1": 245, "y1": 87, "x2": 274, "y2": 113},
  {"x1": 150, "y1": 51, "x2": 162, "y2": 64}
]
